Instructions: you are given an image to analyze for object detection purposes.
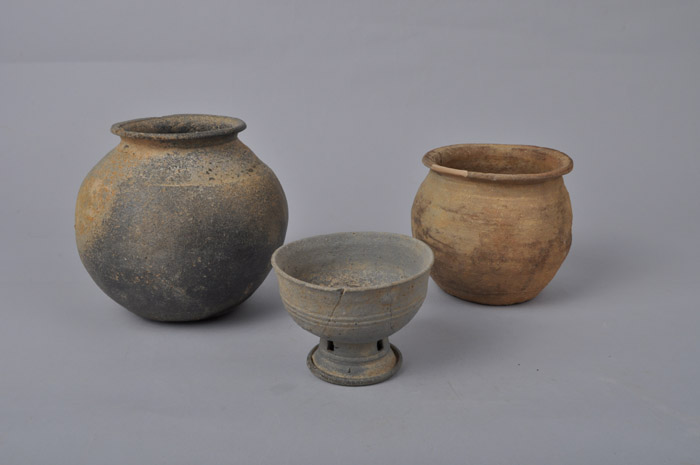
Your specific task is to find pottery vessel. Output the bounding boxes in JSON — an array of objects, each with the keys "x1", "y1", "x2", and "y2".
[
  {"x1": 272, "y1": 232, "x2": 433, "y2": 386},
  {"x1": 75, "y1": 114, "x2": 288, "y2": 321},
  {"x1": 411, "y1": 144, "x2": 573, "y2": 305}
]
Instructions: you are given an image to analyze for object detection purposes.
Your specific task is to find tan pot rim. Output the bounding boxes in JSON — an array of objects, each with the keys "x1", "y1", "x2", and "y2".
[
  {"x1": 111, "y1": 114, "x2": 246, "y2": 141},
  {"x1": 422, "y1": 143, "x2": 573, "y2": 182}
]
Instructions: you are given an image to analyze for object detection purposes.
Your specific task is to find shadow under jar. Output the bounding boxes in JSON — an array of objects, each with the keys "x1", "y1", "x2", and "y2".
[{"x1": 411, "y1": 144, "x2": 573, "y2": 305}]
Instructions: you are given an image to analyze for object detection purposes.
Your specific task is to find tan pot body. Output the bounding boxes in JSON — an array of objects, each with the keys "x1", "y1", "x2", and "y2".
[{"x1": 411, "y1": 144, "x2": 572, "y2": 305}]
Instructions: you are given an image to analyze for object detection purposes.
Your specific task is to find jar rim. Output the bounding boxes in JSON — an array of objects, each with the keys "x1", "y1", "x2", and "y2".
[{"x1": 111, "y1": 114, "x2": 246, "y2": 141}]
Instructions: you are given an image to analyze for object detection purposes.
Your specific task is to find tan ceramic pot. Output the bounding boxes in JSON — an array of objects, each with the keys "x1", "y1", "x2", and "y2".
[{"x1": 411, "y1": 144, "x2": 573, "y2": 305}]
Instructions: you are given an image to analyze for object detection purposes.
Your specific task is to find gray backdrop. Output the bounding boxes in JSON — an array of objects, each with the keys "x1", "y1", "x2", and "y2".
[{"x1": 2, "y1": 1, "x2": 699, "y2": 463}]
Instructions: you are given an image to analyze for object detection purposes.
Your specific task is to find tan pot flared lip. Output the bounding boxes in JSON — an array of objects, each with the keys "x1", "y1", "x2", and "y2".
[
  {"x1": 422, "y1": 143, "x2": 573, "y2": 182},
  {"x1": 111, "y1": 114, "x2": 246, "y2": 141}
]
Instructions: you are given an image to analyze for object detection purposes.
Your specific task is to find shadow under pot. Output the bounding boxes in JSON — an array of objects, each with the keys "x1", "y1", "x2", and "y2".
[
  {"x1": 75, "y1": 114, "x2": 288, "y2": 321},
  {"x1": 411, "y1": 144, "x2": 573, "y2": 305}
]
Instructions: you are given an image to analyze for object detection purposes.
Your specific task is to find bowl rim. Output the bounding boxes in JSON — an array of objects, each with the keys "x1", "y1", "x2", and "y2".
[{"x1": 271, "y1": 231, "x2": 434, "y2": 293}]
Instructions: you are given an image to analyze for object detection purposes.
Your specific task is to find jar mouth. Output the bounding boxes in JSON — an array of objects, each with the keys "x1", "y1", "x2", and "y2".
[
  {"x1": 422, "y1": 144, "x2": 573, "y2": 182},
  {"x1": 111, "y1": 114, "x2": 246, "y2": 141}
]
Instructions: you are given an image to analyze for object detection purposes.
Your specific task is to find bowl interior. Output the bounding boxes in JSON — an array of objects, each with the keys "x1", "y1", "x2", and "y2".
[{"x1": 273, "y1": 232, "x2": 433, "y2": 290}]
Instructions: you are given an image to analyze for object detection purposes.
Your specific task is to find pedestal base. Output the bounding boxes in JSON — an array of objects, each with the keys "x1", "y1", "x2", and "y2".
[{"x1": 306, "y1": 338, "x2": 402, "y2": 386}]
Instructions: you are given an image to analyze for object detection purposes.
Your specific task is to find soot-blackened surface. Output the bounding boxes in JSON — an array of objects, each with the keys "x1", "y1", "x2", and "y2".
[{"x1": 76, "y1": 124, "x2": 288, "y2": 321}]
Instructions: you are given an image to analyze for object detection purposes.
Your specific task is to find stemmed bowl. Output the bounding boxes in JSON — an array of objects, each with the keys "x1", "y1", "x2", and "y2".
[{"x1": 271, "y1": 232, "x2": 433, "y2": 386}]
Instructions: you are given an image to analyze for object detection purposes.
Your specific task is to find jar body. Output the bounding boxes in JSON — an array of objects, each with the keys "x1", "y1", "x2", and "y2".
[
  {"x1": 412, "y1": 170, "x2": 572, "y2": 305},
  {"x1": 76, "y1": 128, "x2": 288, "y2": 321}
]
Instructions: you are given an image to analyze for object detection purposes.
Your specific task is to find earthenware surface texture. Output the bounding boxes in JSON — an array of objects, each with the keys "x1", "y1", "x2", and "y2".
[
  {"x1": 75, "y1": 114, "x2": 288, "y2": 321},
  {"x1": 412, "y1": 144, "x2": 573, "y2": 305}
]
